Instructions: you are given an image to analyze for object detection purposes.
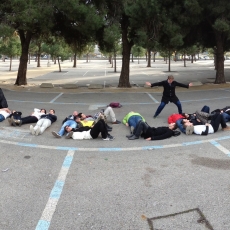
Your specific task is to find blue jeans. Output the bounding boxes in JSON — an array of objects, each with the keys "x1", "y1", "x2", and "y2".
[
  {"x1": 0, "y1": 114, "x2": 5, "y2": 122},
  {"x1": 128, "y1": 115, "x2": 143, "y2": 128},
  {"x1": 176, "y1": 118, "x2": 186, "y2": 133},
  {"x1": 201, "y1": 105, "x2": 210, "y2": 113},
  {"x1": 154, "y1": 100, "x2": 182, "y2": 117},
  {"x1": 58, "y1": 120, "x2": 77, "y2": 136},
  {"x1": 221, "y1": 112, "x2": 230, "y2": 123}
]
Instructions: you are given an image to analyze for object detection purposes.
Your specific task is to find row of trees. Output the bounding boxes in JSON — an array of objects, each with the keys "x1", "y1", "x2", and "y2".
[{"x1": 0, "y1": 0, "x2": 230, "y2": 87}]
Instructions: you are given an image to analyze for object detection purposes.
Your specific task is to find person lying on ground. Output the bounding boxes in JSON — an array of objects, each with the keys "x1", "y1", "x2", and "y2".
[
  {"x1": 183, "y1": 113, "x2": 230, "y2": 135},
  {"x1": 122, "y1": 111, "x2": 145, "y2": 134},
  {"x1": 78, "y1": 106, "x2": 121, "y2": 125},
  {"x1": 170, "y1": 106, "x2": 211, "y2": 134},
  {"x1": 77, "y1": 112, "x2": 112, "y2": 132},
  {"x1": 9, "y1": 108, "x2": 46, "y2": 126},
  {"x1": 0, "y1": 88, "x2": 8, "y2": 109},
  {"x1": 30, "y1": 109, "x2": 57, "y2": 135},
  {"x1": 127, "y1": 120, "x2": 179, "y2": 140},
  {"x1": 211, "y1": 106, "x2": 230, "y2": 123},
  {"x1": 0, "y1": 108, "x2": 11, "y2": 122},
  {"x1": 52, "y1": 111, "x2": 78, "y2": 138},
  {"x1": 64, "y1": 119, "x2": 114, "y2": 141}
]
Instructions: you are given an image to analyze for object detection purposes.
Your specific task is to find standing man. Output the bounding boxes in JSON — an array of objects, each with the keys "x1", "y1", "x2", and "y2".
[{"x1": 146, "y1": 75, "x2": 192, "y2": 118}]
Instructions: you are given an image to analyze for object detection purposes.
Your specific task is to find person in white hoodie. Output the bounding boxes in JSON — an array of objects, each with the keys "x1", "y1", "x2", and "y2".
[
  {"x1": 10, "y1": 108, "x2": 46, "y2": 126},
  {"x1": 0, "y1": 108, "x2": 11, "y2": 122}
]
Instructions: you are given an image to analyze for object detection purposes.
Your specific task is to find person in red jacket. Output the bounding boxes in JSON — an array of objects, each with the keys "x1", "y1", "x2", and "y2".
[{"x1": 168, "y1": 113, "x2": 194, "y2": 134}]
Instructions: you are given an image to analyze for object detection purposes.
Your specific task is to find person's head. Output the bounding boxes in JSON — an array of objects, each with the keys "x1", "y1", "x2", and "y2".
[
  {"x1": 49, "y1": 109, "x2": 55, "y2": 114},
  {"x1": 65, "y1": 125, "x2": 72, "y2": 133},
  {"x1": 73, "y1": 111, "x2": 78, "y2": 116},
  {"x1": 77, "y1": 113, "x2": 86, "y2": 120},
  {"x1": 168, "y1": 123, "x2": 177, "y2": 130},
  {"x1": 167, "y1": 75, "x2": 174, "y2": 84},
  {"x1": 181, "y1": 113, "x2": 189, "y2": 119},
  {"x1": 183, "y1": 119, "x2": 193, "y2": 128},
  {"x1": 40, "y1": 109, "x2": 46, "y2": 114}
]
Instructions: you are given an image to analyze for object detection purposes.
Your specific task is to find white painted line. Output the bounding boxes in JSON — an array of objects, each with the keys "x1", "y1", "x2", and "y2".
[
  {"x1": 83, "y1": 71, "x2": 88, "y2": 76},
  {"x1": 142, "y1": 72, "x2": 148, "y2": 76},
  {"x1": 146, "y1": 93, "x2": 159, "y2": 103},
  {"x1": 132, "y1": 81, "x2": 139, "y2": 87},
  {"x1": 209, "y1": 140, "x2": 230, "y2": 156},
  {"x1": 49, "y1": 93, "x2": 63, "y2": 103},
  {"x1": 35, "y1": 150, "x2": 75, "y2": 230}
]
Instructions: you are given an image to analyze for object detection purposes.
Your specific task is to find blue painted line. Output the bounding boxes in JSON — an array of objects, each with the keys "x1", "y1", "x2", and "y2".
[
  {"x1": 209, "y1": 140, "x2": 220, "y2": 146},
  {"x1": 36, "y1": 220, "x2": 50, "y2": 230},
  {"x1": 17, "y1": 143, "x2": 38, "y2": 147},
  {"x1": 56, "y1": 146, "x2": 78, "y2": 151},
  {"x1": 62, "y1": 156, "x2": 73, "y2": 168},
  {"x1": 99, "y1": 148, "x2": 122, "y2": 151},
  {"x1": 215, "y1": 135, "x2": 230, "y2": 140},
  {"x1": 50, "y1": 180, "x2": 64, "y2": 199},
  {"x1": 182, "y1": 141, "x2": 203, "y2": 146}
]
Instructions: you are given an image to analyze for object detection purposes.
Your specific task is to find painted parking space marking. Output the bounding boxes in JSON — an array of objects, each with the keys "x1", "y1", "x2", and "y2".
[
  {"x1": 0, "y1": 135, "x2": 230, "y2": 152},
  {"x1": 146, "y1": 93, "x2": 159, "y2": 103},
  {"x1": 49, "y1": 93, "x2": 63, "y2": 103},
  {"x1": 35, "y1": 150, "x2": 75, "y2": 230},
  {"x1": 8, "y1": 95, "x2": 230, "y2": 105},
  {"x1": 0, "y1": 128, "x2": 32, "y2": 141},
  {"x1": 209, "y1": 140, "x2": 230, "y2": 157}
]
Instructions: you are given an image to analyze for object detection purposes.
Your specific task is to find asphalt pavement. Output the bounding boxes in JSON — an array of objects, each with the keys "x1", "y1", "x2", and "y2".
[{"x1": 0, "y1": 59, "x2": 230, "y2": 230}]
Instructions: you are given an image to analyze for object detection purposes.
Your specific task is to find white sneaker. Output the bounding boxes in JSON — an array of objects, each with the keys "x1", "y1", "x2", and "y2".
[
  {"x1": 30, "y1": 125, "x2": 35, "y2": 135},
  {"x1": 35, "y1": 127, "x2": 41, "y2": 136}
]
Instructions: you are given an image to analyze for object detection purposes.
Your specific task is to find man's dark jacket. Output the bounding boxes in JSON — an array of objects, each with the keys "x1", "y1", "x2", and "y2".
[{"x1": 151, "y1": 80, "x2": 189, "y2": 103}]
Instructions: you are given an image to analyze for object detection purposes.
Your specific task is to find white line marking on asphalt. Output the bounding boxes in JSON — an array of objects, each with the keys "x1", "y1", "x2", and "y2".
[
  {"x1": 83, "y1": 71, "x2": 88, "y2": 76},
  {"x1": 35, "y1": 150, "x2": 75, "y2": 230},
  {"x1": 49, "y1": 93, "x2": 63, "y2": 103},
  {"x1": 146, "y1": 93, "x2": 159, "y2": 103},
  {"x1": 209, "y1": 140, "x2": 230, "y2": 156}
]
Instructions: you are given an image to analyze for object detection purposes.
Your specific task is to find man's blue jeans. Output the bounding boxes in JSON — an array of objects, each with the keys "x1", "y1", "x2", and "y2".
[
  {"x1": 128, "y1": 115, "x2": 143, "y2": 128},
  {"x1": 58, "y1": 120, "x2": 77, "y2": 136},
  {"x1": 0, "y1": 114, "x2": 5, "y2": 122},
  {"x1": 154, "y1": 100, "x2": 182, "y2": 117},
  {"x1": 221, "y1": 112, "x2": 230, "y2": 123}
]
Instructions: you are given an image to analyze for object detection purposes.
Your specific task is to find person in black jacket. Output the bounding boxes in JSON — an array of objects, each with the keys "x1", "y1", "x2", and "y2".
[
  {"x1": 0, "y1": 88, "x2": 8, "y2": 109},
  {"x1": 127, "y1": 120, "x2": 178, "y2": 140},
  {"x1": 30, "y1": 109, "x2": 57, "y2": 135},
  {"x1": 146, "y1": 75, "x2": 192, "y2": 118}
]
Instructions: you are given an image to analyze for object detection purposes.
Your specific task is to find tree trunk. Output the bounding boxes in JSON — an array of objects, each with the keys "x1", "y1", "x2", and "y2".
[
  {"x1": 111, "y1": 56, "x2": 113, "y2": 68},
  {"x1": 184, "y1": 52, "x2": 186, "y2": 67},
  {"x1": 191, "y1": 55, "x2": 194, "y2": 63},
  {"x1": 86, "y1": 54, "x2": 89, "y2": 63},
  {"x1": 147, "y1": 48, "x2": 151, "y2": 67},
  {"x1": 153, "y1": 52, "x2": 156, "y2": 62},
  {"x1": 37, "y1": 44, "x2": 41, "y2": 67},
  {"x1": 214, "y1": 32, "x2": 225, "y2": 83},
  {"x1": 15, "y1": 30, "x2": 32, "y2": 85},
  {"x1": 114, "y1": 52, "x2": 117, "y2": 72},
  {"x1": 168, "y1": 51, "x2": 171, "y2": 72},
  {"x1": 9, "y1": 57, "x2": 12, "y2": 71},
  {"x1": 73, "y1": 53, "x2": 77, "y2": 67},
  {"x1": 118, "y1": 15, "x2": 132, "y2": 88},
  {"x1": 57, "y1": 57, "x2": 61, "y2": 72}
]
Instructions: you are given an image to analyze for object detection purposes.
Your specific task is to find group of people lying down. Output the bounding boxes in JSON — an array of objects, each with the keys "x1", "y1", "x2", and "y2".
[{"x1": 3, "y1": 103, "x2": 230, "y2": 142}]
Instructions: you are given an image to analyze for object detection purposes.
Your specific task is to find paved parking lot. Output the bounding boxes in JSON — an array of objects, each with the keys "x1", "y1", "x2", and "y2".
[{"x1": 1, "y1": 59, "x2": 230, "y2": 230}]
